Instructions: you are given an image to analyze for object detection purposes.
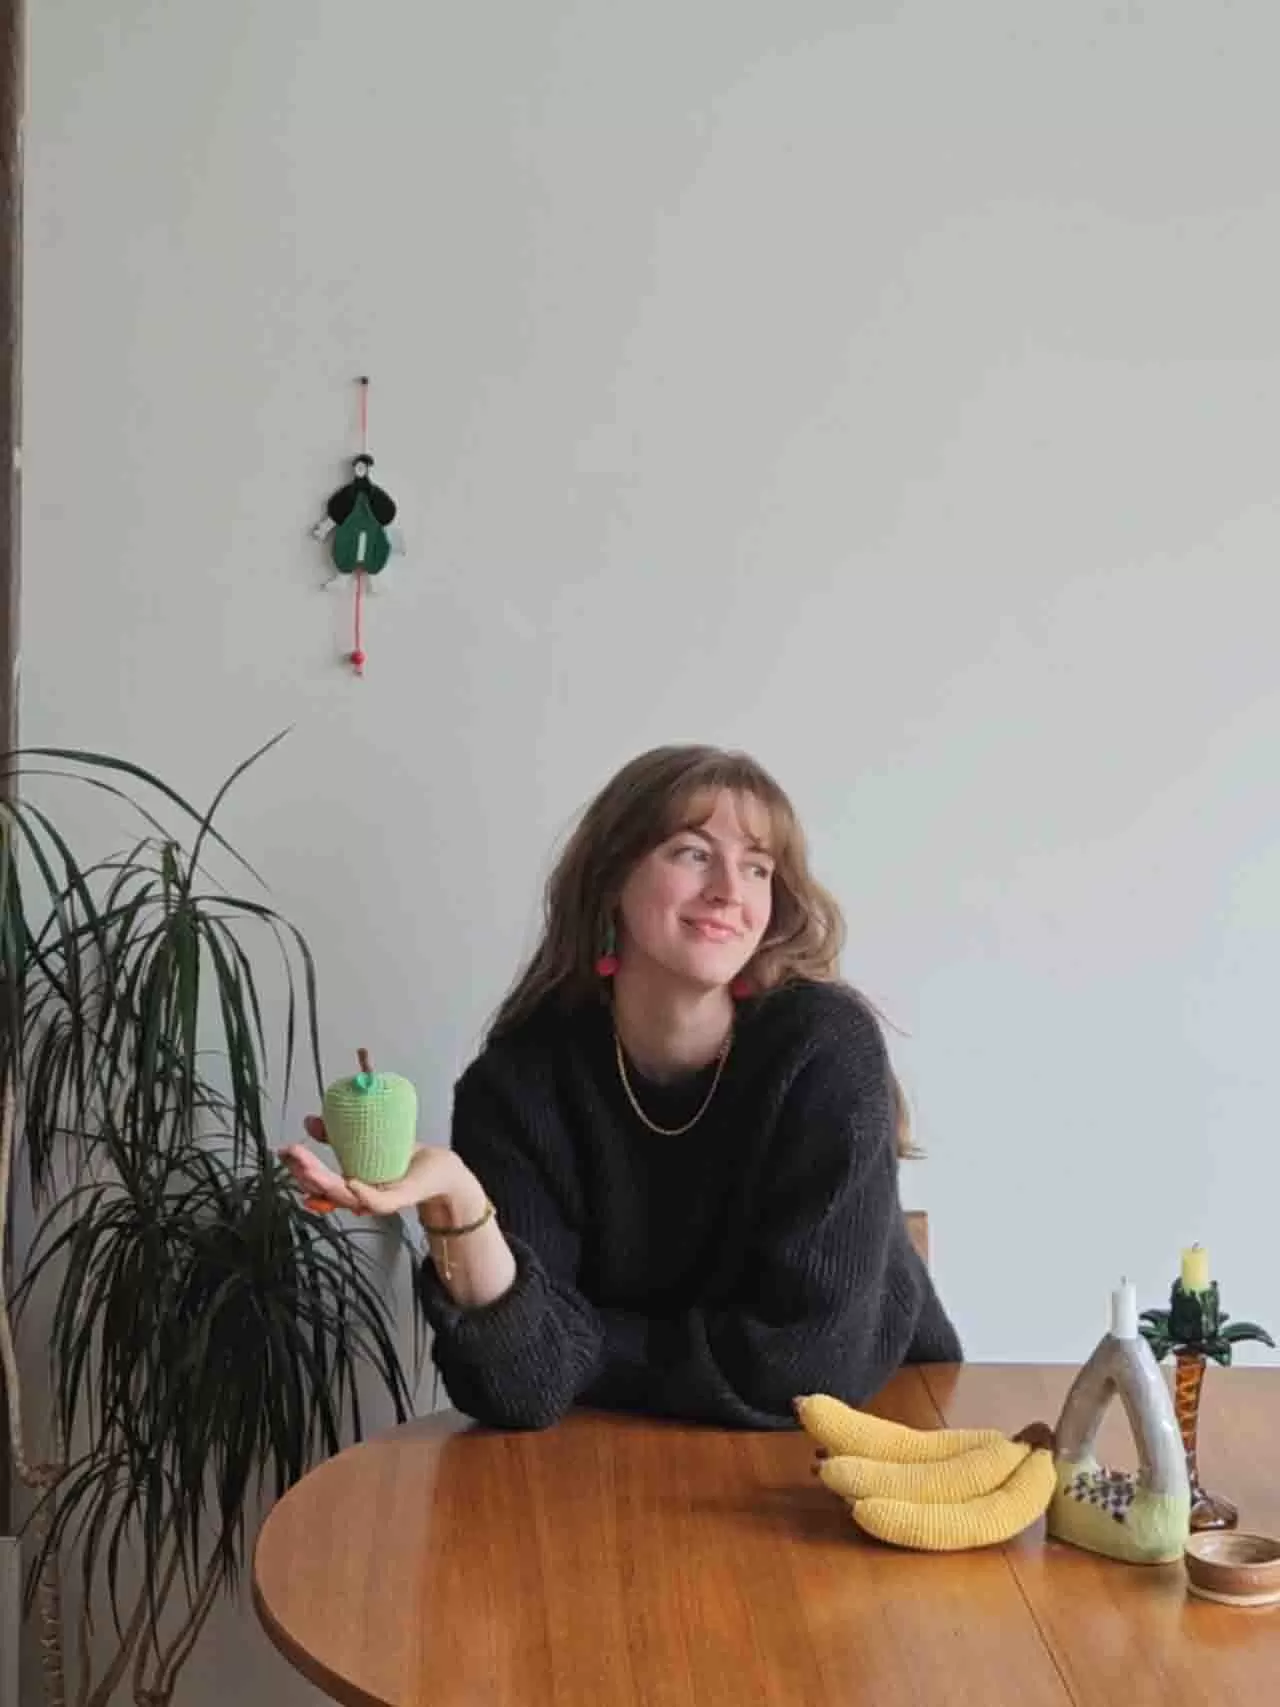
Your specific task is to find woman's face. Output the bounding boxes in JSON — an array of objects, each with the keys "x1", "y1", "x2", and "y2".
[{"x1": 615, "y1": 790, "x2": 774, "y2": 991}]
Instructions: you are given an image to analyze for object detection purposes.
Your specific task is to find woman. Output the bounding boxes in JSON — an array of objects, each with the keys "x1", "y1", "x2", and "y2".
[{"x1": 282, "y1": 745, "x2": 961, "y2": 1430}]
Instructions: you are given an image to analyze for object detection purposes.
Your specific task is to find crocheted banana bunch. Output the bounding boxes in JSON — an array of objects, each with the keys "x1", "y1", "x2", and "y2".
[{"x1": 796, "y1": 1394, "x2": 1056, "y2": 1552}]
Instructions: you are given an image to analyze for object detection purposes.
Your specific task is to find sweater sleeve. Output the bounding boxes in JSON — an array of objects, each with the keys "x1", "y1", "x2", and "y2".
[
  {"x1": 416, "y1": 1060, "x2": 649, "y2": 1429},
  {"x1": 640, "y1": 1004, "x2": 963, "y2": 1428}
]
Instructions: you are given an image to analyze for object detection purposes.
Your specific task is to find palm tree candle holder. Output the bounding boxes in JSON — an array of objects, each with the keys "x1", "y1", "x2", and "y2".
[{"x1": 1139, "y1": 1245, "x2": 1274, "y2": 1532}]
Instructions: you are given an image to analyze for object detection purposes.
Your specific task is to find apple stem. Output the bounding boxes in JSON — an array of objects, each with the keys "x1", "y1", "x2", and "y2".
[{"x1": 357, "y1": 1047, "x2": 372, "y2": 1075}]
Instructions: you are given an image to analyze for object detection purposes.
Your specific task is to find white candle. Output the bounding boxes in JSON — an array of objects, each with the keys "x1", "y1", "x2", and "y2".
[
  {"x1": 1110, "y1": 1278, "x2": 1139, "y2": 1340},
  {"x1": 1181, "y1": 1244, "x2": 1211, "y2": 1294}
]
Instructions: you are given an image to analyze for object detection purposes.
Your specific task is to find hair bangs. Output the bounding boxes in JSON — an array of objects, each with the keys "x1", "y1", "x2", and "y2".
[{"x1": 658, "y1": 756, "x2": 796, "y2": 861}]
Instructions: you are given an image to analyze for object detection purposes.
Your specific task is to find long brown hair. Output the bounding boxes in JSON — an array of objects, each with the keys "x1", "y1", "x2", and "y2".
[{"x1": 489, "y1": 745, "x2": 917, "y2": 1157}]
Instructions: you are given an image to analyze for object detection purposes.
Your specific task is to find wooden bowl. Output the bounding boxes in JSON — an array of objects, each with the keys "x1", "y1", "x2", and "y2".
[{"x1": 1185, "y1": 1532, "x2": 1280, "y2": 1607}]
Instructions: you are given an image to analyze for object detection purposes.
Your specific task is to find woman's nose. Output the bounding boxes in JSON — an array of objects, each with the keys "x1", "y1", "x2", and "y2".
[{"x1": 705, "y1": 859, "x2": 743, "y2": 903}]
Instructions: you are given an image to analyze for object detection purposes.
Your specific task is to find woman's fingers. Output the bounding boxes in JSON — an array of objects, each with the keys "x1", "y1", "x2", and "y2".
[
  {"x1": 347, "y1": 1178, "x2": 408, "y2": 1216},
  {"x1": 279, "y1": 1141, "x2": 328, "y2": 1186},
  {"x1": 281, "y1": 1137, "x2": 461, "y2": 1222},
  {"x1": 278, "y1": 1142, "x2": 362, "y2": 1212}
]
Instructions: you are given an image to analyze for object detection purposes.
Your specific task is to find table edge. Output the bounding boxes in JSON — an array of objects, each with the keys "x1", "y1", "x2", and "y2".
[{"x1": 252, "y1": 1567, "x2": 398, "y2": 1707}]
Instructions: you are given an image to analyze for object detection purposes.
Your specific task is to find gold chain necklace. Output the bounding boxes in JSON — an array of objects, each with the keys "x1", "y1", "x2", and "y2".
[{"x1": 613, "y1": 1025, "x2": 732, "y2": 1137}]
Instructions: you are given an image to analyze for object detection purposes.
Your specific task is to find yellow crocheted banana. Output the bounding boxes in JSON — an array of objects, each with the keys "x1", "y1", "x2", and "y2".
[
  {"x1": 819, "y1": 1435, "x2": 1031, "y2": 1504},
  {"x1": 796, "y1": 1395, "x2": 1057, "y2": 1551},
  {"x1": 849, "y1": 1447, "x2": 1057, "y2": 1551},
  {"x1": 795, "y1": 1394, "x2": 1004, "y2": 1462}
]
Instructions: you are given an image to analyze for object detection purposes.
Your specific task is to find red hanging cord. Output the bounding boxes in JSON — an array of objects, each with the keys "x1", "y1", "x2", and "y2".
[{"x1": 351, "y1": 569, "x2": 366, "y2": 675}]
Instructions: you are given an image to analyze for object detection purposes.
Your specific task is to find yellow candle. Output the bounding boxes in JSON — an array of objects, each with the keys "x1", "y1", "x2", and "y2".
[{"x1": 1181, "y1": 1244, "x2": 1211, "y2": 1293}]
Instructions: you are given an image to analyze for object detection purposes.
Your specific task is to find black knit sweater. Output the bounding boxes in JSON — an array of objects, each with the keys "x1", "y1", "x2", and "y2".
[{"x1": 418, "y1": 980, "x2": 961, "y2": 1430}]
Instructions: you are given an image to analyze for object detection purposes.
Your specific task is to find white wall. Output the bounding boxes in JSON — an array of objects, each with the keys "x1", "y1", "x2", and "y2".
[{"x1": 19, "y1": 0, "x2": 1280, "y2": 1699}]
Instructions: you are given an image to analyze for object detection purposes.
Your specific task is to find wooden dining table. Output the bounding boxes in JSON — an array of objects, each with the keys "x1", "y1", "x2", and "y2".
[{"x1": 252, "y1": 1363, "x2": 1280, "y2": 1706}]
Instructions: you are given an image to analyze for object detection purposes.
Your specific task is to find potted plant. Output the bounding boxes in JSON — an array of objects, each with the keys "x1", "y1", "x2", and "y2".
[{"x1": 0, "y1": 738, "x2": 414, "y2": 1706}]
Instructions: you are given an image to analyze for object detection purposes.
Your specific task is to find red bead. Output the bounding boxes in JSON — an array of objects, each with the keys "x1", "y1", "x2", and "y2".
[
  {"x1": 595, "y1": 954, "x2": 620, "y2": 977},
  {"x1": 350, "y1": 649, "x2": 367, "y2": 669},
  {"x1": 730, "y1": 976, "x2": 753, "y2": 999}
]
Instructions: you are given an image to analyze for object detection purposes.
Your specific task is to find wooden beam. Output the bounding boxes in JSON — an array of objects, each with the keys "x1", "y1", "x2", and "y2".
[
  {"x1": 0, "y1": 0, "x2": 19, "y2": 758},
  {"x1": 0, "y1": 0, "x2": 23, "y2": 1540}
]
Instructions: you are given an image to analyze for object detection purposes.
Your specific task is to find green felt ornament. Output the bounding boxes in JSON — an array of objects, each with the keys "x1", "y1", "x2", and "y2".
[
  {"x1": 331, "y1": 487, "x2": 393, "y2": 576},
  {"x1": 324, "y1": 456, "x2": 397, "y2": 577}
]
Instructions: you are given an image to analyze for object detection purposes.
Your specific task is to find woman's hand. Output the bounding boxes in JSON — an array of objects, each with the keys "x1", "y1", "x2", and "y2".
[{"x1": 280, "y1": 1116, "x2": 480, "y2": 1218}]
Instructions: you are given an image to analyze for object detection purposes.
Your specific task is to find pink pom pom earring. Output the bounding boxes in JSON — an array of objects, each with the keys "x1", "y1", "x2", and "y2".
[
  {"x1": 730, "y1": 975, "x2": 753, "y2": 999},
  {"x1": 595, "y1": 921, "x2": 620, "y2": 978}
]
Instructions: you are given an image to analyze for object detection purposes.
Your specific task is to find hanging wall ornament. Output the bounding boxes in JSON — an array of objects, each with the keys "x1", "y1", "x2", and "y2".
[{"x1": 312, "y1": 377, "x2": 400, "y2": 677}]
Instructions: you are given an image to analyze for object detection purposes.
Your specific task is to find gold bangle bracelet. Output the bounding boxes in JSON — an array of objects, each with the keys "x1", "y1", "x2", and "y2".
[{"x1": 418, "y1": 1198, "x2": 496, "y2": 1281}]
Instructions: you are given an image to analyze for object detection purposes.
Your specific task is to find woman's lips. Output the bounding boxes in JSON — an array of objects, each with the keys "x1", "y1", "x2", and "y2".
[{"x1": 682, "y1": 918, "x2": 740, "y2": 943}]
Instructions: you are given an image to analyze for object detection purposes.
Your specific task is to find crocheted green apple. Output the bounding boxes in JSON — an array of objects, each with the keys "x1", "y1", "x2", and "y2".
[{"x1": 322, "y1": 1049, "x2": 417, "y2": 1184}]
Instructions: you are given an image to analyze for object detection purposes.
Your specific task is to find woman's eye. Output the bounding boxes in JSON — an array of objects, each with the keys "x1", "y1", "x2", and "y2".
[
  {"x1": 748, "y1": 862, "x2": 773, "y2": 880},
  {"x1": 675, "y1": 844, "x2": 709, "y2": 863}
]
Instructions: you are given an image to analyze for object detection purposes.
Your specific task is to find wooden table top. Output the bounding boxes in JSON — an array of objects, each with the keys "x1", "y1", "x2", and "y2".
[{"x1": 252, "y1": 1364, "x2": 1280, "y2": 1707}]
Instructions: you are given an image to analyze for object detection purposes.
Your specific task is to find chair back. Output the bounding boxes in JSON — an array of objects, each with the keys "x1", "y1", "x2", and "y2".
[{"x1": 904, "y1": 1210, "x2": 929, "y2": 1266}]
